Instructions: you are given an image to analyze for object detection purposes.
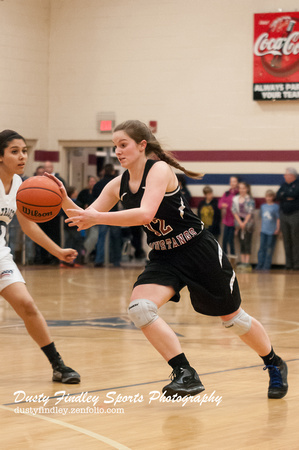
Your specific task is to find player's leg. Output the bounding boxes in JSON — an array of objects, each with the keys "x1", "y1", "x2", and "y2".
[
  {"x1": 130, "y1": 284, "x2": 181, "y2": 360},
  {"x1": 129, "y1": 284, "x2": 204, "y2": 397},
  {"x1": 2, "y1": 281, "x2": 80, "y2": 383},
  {"x1": 221, "y1": 308, "x2": 288, "y2": 398}
]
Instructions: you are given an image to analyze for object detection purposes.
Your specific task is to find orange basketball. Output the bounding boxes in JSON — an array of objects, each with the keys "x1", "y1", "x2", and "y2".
[{"x1": 16, "y1": 176, "x2": 63, "y2": 223}]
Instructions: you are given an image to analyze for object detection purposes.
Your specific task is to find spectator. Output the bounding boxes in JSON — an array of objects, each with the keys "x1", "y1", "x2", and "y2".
[
  {"x1": 35, "y1": 214, "x2": 62, "y2": 265},
  {"x1": 60, "y1": 186, "x2": 85, "y2": 267},
  {"x1": 92, "y1": 164, "x2": 122, "y2": 267},
  {"x1": 92, "y1": 164, "x2": 115, "y2": 199},
  {"x1": 232, "y1": 181, "x2": 255, "y2": 271},
  {"x1": 36, "y1": 161, "x2": 66, "y2": 264},
  {"x1": 129, "y1": 226, "x2": 146, "y2": 260},
  {"x1": 256, "y1": 190, "x2": 280, "y2": 271},
  {"x1": 31, "y1": 165, "x2": 46, "y2": 263},
  {"x1": 77, "y1": 175, "x2": 97, "y2": 209},
  {"x1": 218, "y1": 176, "x2": 239, "y2": 257},
  {"x1": 176, "y1": 174, "x2": 192, "y2": 205},
  {"x1": 34, "y1": 165, "x2": 45, "y2": 176},
  {"x1": 76, "y1": 175, "x2": 99, "y2": 264},
  {"x1": 276, "y1": 167, "x2": 299, "y2": 270},
  {"x1": 44, "y1": 160, "x2": 66, "y2": 186},
  {"x1": 197, "y1": 186, "x2": 221, "y2": 240}
]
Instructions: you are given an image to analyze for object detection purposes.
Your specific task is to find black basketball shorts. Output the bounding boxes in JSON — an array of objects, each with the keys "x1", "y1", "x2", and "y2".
[{"x1": 134, "y1": 230, "x2": 241, "y2": 316}]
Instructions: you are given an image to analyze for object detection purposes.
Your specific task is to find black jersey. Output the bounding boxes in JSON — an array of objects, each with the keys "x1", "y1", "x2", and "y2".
[{"x1": 119, "y1": 159, "x2": 204, "y2": 251}]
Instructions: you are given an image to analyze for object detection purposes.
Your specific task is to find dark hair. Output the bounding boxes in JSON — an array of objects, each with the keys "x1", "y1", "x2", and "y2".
[
  {"x1": 114, "y1": 120, "x2": 203, "y2": 179},
  {"x1": 176, "y1": 174, "x2": 187, "y2": 187},
  {"x1": 0, "y1": 129, "x2": 26, "y2": 157},
  {"x1": 66, "y1": 186, "x2": 77, "y2": 198},
  {"x1": 103, "y1": 163, "x2": 115, "y2": 176},
  {"x1": 34, "y1": 165, "x2": 45, "y2": 176}
]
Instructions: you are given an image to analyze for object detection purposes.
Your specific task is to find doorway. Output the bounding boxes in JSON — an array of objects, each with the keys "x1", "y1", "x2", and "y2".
[{"x1": 62, "y1": 143, "x2": 120, "y2": 190}]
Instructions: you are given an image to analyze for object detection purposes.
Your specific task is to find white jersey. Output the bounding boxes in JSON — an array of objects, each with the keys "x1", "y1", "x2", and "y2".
[{"x1": 0, "y1": 174, "x2": 22, "y2": 260}]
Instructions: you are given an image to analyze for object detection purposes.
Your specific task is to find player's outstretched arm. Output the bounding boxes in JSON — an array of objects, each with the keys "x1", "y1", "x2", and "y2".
[
  {"x1": 66, "y1": 176, "x2": 123, "y2": 230},
  {"x1": 66, "y1": 162, "x2": 173, "y2": 231},
  {"x1": 16, "y1": 211, "x2": 78, "y2": 264}
]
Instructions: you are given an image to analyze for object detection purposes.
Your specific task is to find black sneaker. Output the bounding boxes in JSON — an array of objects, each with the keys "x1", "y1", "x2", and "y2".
[
  {"x1": 162, "y1": 366, "x2": 205, "y2": 397},
  {"x1": 52, "y1": 356, "x2": 81, "y2": 384},
  {"x1": 264, "y1": 361, "x2": 288, "y2": 399}
]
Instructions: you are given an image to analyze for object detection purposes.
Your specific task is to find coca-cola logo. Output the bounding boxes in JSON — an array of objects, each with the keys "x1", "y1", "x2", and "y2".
[
  {"x1": 254, "y1": 15, "x2": 299, "y2": 78},
  {"x1": 254, "y1": 32, "x2": 299, "y2": 56}
]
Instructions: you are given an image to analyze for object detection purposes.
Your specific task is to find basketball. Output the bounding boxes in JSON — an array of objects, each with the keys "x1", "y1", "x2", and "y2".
[{"x1": 16, "y1": 176, "x2": 63, "y2": 223}]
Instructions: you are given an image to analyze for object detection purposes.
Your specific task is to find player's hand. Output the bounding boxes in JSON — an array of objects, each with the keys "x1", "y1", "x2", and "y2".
[
  {"x1": 44, "y1": 173, "x2": 67, "y2": 200},
  {"x1": 58, "y1": 248, "x2": 78, "y2": 263},
  {"x1": 65, "y1": 207, "x2": 100, "y2": 230}
]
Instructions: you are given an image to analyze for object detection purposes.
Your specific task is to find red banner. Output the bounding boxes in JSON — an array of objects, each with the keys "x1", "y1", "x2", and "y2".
[{"x1": 253, "y1": 12, "x2": 299, "y2": 100}]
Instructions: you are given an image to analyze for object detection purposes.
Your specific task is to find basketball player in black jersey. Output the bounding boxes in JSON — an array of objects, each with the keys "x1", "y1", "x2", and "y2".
[{"x1": 50, "y1": 120, "x2": 288, "y2": 399}]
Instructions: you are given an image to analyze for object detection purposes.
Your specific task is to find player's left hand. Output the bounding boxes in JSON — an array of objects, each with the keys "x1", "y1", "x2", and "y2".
[
  {"x1": 58, "y1": 248, "x2": 78, "y2": 263},
  {"x1": 65, "y1": 207, "x2": 99, "y2": 230}
]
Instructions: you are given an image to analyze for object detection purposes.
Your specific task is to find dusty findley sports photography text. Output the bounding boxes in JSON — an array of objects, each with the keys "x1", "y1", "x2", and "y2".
[{"x1": 13, "y1": 389, "x2": 222, "y2": 408}]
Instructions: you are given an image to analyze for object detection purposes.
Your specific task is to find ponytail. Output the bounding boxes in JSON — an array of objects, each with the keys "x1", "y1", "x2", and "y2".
[
  {"x1": 114, "y1": 120, "x2": 203, "y2": 179},
  {"x1": 146, "y1": 138, "x2": 203, "y2": 179}
]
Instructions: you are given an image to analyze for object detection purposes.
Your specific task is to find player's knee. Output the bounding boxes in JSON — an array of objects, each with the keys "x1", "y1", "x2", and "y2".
[
  {"x1": 19, "y1": 298, "x2": 39, "y2": 318},
  {"x1": 222, "y1": 308, "x2": 252, "y2": 336},
  {"x1": 128, "y1": 299, "x2": 158, "y2": 329}
]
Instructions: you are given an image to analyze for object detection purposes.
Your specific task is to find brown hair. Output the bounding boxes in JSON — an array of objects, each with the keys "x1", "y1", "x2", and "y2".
[
  {"x1": 0, "y1": 129, "x2": 26, "y2": 157},
  {"x1": 114, "y1": 120, "x2": 203, "y2": 179},
  {"x1": 239, "y1": 181, "x2": 252, "y2": 197},
  {"x1": 203, "y1": 185, "x2": 213, "y2": 195},
  {"x1": 265, "y1": 189, "x2": 275, "y2": 198}
]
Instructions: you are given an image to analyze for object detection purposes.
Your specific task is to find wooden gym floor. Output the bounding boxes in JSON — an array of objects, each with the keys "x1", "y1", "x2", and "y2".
[{"x1": 0, "y1": 264, "x2": 298, "y2": 449}]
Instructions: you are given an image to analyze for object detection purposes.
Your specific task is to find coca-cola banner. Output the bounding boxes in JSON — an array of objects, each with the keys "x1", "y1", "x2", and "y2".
[{"x1": 253, "y1": 12, "x2": 299, "y2": 100}]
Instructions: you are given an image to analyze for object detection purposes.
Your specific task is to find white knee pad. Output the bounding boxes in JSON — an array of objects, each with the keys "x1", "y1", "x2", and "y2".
[
  {"x1": 128, "y1": 299, "x2": 158, "y2": 329},
  {"x1": 222, "y1": 308, "x2": 252, "y2": 336}
]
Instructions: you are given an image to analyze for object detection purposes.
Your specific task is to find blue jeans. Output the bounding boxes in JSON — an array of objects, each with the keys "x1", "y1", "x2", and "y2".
[
  {"x1": 256, "y1": 233, "x2": 276, "y2": 270},
  {"x1": 95, "y1": 225, "x2": 122, "y2": 266},
  {"x1": 222, "y1": 225, "x2": 235, "y2": 255},
  {"x1": 94, "y1": 225, "x2": 108, "y2": 264}
]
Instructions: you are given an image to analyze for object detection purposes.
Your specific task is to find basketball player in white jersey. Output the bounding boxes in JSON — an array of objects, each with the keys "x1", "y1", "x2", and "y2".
[{"x1": 0, "y1": 129, "x2": 80, "y2": 383}]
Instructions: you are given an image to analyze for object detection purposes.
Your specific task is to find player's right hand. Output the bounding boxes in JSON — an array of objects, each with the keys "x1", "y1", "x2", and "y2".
[{"x1": 44, "y1": 172, "x2": 67, "y2": 200}]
